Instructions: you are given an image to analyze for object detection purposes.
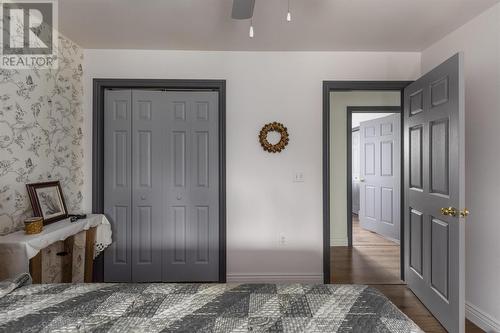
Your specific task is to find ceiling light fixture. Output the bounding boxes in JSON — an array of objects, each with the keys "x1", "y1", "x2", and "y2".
[
  {"x1": 232, "y1": 0, "x2": 294, "y2": 37},
  {"x1": 286, "y1": 0, "x2": 292, "y2": 22},
  {"x1": 249, "y1": 18, "x2": 254, "y2": 38}
]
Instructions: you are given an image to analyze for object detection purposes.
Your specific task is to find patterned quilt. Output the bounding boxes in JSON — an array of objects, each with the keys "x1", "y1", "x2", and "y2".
[{"x1": 0, "y1": 283, "x2": 422, "y2": 332}]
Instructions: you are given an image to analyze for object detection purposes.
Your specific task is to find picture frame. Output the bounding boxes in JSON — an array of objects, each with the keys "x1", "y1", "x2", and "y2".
[{"x1": 26, "y1": 181, "x2": 68, "y2": 225}]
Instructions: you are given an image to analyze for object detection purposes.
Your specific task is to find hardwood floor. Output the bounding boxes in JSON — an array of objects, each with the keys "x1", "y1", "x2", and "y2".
[
  {"x1": 331, "y1": 215, "x2": 483, "y2": 332},
  {"x1": 332, "y1": 218, "x2": 401, "y2": 284},
  {"x1": 352, "y1": 217, "x2": 398, "y2": 246}
]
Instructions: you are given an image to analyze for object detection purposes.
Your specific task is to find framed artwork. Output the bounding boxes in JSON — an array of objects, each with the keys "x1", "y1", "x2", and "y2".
[{"x1": 26, "y1": 181, "x2": 68, "y2": 225}]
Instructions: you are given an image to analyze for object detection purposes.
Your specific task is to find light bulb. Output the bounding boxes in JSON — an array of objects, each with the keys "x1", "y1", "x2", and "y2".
[
  {"x1": 286, "y1": 0, "x2": 292, "y2": 22},
  {"x1": 249, "y1": 25, "x2": 254, "y2": 38}
]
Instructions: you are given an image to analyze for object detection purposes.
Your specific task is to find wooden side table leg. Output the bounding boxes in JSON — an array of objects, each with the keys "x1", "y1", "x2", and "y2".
[
  {"x1": 84, "y1": 227, "x2": 97, "y2": 283},
  {"x1": 62, "y1": 236, "x2": 74, "y2": 283},
  {"x1": 29, "y1": 252, "x2": 42, "y2": 284}
]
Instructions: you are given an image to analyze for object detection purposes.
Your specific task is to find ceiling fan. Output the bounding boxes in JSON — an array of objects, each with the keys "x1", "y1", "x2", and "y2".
[{"x1": 231, "y1": 0, "x2": 255, "y2": 19}]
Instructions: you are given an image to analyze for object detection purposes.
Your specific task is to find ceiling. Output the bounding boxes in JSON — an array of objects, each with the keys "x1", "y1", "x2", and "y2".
[
  {"x1": 352, "y1": 113, "x2": 396, "y2": 128},
  {"x1": 59, "y1": 0, "x2": 499, "y2": 51}
]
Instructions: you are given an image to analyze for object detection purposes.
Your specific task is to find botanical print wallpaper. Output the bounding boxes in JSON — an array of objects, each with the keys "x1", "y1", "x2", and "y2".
[{"x1": 0, "y1": 36, "x2": 84, "y2": 235}]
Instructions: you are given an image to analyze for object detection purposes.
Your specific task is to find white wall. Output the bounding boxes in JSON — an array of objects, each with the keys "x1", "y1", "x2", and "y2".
[
  {"x1": 422, "y1": 4, "x2": 500, "y2": 331},
  {"x1": 330, "y1": 91, "x2": 401, "y2": 246},
  {"x1": 82, "y1": 50, "x2": 420, "y2": 282}
]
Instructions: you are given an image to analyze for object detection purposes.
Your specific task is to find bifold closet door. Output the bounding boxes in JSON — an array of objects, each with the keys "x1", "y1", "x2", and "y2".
[
  {"x1": 104, "y1": 89, "x2": 165, "y2": 282},
  {"x1": 103, "y1": 90, "x2": 132, "y2": 282},
  {"x1": 162, "y1": 92, "x2": 219, "y2": 282},
  {"x1": 104, "y1": 89, "x2": 219, "y2": 283},
  {"x1": 131, "y1": 90, "x2": 164, "y2": 282}
]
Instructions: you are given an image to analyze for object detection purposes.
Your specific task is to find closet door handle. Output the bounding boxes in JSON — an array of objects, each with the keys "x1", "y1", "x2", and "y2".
[
  {"x1": 176, "y1": 195, "x2": 182, "y2": 200},
  {"x1": 140, "y1": 195, "x2": 146, "y2": 200}
]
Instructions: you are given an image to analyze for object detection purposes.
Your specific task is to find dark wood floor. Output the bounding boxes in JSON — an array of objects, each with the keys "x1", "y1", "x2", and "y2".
[
  {"x1": 331, "y1": 216, "x2": 483, "y2": 333},
  {"x1": 332, "y1": 219, "x2": 402, "y2": 284}
]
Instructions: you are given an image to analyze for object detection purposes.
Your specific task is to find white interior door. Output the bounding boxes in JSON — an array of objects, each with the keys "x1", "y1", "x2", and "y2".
[{"x1": 359, "y1": 113, "x2": 401, "y2": 242}]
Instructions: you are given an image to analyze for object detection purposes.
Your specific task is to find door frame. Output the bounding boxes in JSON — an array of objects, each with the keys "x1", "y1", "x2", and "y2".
[
  {"x1": 322, "y1": 81, "x2": 412, "y2": 284},
  {"x1": 346, "y1": 105, "x2": 402, "y2": 247},
  {"x1": 92, "y1": 79, "x2": 227, "y2": 283}
]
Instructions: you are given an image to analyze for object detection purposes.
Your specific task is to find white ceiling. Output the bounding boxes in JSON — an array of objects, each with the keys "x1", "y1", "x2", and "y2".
[
  {"x1": 352, "y1": 113, "x2": 396, "y2": 128},
  {"x1": 59, "y1": 0, "x2": 499, "y2": 51}
]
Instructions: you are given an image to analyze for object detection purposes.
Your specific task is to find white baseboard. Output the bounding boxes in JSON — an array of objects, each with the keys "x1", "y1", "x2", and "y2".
[
  {"x1": 331, "y1": 238, "x2": 348, "y2": 246},
  {"x1": 466, "y1": 302, "x2": 500, "y2": 333},
  {"x1": 226, "y1": 273, "x2": 323, "y2": 284}
]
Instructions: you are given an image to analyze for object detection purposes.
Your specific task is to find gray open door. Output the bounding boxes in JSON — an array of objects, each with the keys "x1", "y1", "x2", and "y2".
[{"x1": 404, "y1": 53, "x2": 466, "y2": 333}]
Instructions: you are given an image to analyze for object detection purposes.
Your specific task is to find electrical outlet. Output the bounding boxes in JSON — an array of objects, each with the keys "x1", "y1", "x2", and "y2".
[{"x1": 293, "y1": 171, "x2": 305, "y2": 183}]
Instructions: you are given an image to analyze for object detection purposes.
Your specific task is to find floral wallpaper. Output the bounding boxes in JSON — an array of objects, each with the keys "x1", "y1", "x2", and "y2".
[{"x1": 0, "y1": 36, "x2": 84, "y2": 235}]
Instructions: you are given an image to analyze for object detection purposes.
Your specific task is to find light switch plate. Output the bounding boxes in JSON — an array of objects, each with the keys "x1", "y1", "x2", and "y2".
[
  {"x1": 293, "y1": 171, "x2": 305, "y2": 182},
  {"x1": 278, "y1": 233, "x2": 287, "y2": 246}
]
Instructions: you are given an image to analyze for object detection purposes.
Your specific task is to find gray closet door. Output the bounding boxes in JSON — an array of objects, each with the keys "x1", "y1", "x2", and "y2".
[
  {"x1": 104, "y1": 90, "x2": 220, "y2": 283},
  {"x1": 131, "y1": 90, "x2": 164, "y2": 282},
  {"x1": 104, "y1": 89, "x2": 132, "y2": 282},
  {"x1": 404, "y1": 53, "x2": 465, "y2": 333},
  {"x1": 359, "y1": 113, "x2": 401, "y2": 242},
  {"x1": 162, "y1": 92, "x2": 219, "y2": 282}
]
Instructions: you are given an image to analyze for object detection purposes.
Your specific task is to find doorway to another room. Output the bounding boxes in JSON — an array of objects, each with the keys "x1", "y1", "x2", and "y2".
[
  {"x1": 326, "y1": 89, "x2": 404, "y2": 286},
  {"x1": 347, "y1": 107, "x2": 402, "y2": 285}
]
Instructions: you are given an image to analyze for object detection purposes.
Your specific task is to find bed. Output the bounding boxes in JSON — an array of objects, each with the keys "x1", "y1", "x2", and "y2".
[{"x1": 0, "y1": 282, "x2": 422, "y2": 332}]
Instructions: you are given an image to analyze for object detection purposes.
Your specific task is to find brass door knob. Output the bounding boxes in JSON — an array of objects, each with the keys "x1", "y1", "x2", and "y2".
[
  {"x1": 459, "y1": 208, "x2": 469, "y2": 218},
  {"x1": 441, "y1": 207, "x2": 457, "y2": 217}
]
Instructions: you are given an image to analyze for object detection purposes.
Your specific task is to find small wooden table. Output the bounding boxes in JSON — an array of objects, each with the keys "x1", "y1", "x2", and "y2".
[
  {"x1": 27, "y1": 227, "x2": 97, "y2": 283},
  {"x1": 0, "y1": 214, "x2": 111, "y2": 283}
]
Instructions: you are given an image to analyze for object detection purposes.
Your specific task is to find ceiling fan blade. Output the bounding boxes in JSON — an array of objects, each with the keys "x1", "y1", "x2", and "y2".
[{"x1": 232, "y1": 0, "x2": 255, "y2": 19}]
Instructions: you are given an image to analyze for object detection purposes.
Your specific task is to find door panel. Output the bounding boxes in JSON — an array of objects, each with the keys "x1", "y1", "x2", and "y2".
[
  {"x1": 431, "y1": 217, "x2": 449, "y2": 299},
  {"x1": 163, "y1": 92, "x2": 219, "y2": 282},
  {"x1": 104, "y1": 90, "x2": 132, "y2": 282},
  {"x1": 173, "y1": 131, "x2": 187, "y2": 187},
  {"x1": 409, "y1": 126, "x2": 423, "y2": 189},
  {"x1": 380, "y1": 141, "x2": 393, "y2": 176},
  {"x1": 364, "y1": 185, "x2": 376, "y2": 220},
  {"x1": 359, "y1": 113, "x2": 401, "y2": 242},
  {"x1": 137, "y1": 206, "x2": 152, "y2": 263},
  {"x1": 430, "y1": 119, "x2": 449, "y2": 195},
  {"x1": 131, "y1": 91, "x2": 164, "y2": 282},
  {"x1": 380, "y1": 187, "x2": 393, "y2": 224},
  {"x1": 404, "y1": 53, "x2": 465, "y2": 333},
  {"x1": 364, "y1": 142, "x2": 376, "y2": 175},
  {"x1": 196, "y1": 131, "x2": 210, "y2": 187},
  {"x1": 173, "y1": 206, "x2": 187, "y2": 263},
  {"x1": 409, "y1": 208, "x2": 423, "y2": 275}
]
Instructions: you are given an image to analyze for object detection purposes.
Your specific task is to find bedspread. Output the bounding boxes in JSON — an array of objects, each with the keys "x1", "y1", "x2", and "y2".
[{"x1": 0, "y1": 283, "x2": 422, "y2": 332}]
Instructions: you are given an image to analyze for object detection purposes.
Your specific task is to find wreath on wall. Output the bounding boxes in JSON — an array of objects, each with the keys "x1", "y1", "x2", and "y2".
[{"x1": 259, "y1": 122, "x2": 290, "y2": 153}]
